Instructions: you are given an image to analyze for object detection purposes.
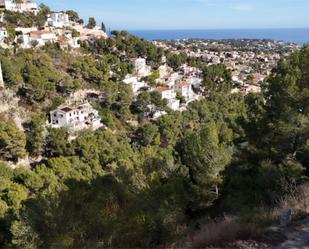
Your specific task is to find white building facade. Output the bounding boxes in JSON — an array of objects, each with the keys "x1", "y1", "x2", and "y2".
[
  {"x1": 49, "y1": 102, "x2": 102, "y2": 131},
  {"x1": 174, "y1": 82, "x2": 195, "y2": 102},
  {"x1": 155, "y1": 87, "x2": 180, "y2": 111},
  {"x1": 47, "y1": 12, "x2": 70, "y2": 28},
  {"x1": 18, "y1": 31, "x2": 57, "y2": 48},
  {"x1": 0, "y1": 27, "x2": 8, "y2": 43},
  {"x1": 0, "y1": 0, "x2": 38, "y2": 13},
  {"x1": 156, "y1": 87, "x2": 176, "y2": 100},
  {"x1": 123, "y1": 76, "x2": 147, "y2": 95},
  {"x1": 132, "y1": 58, "x2": 151, "y2": 77}
]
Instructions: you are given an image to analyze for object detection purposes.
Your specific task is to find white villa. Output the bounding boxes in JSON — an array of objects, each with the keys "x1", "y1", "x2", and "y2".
[
  {"x1": 167, "y1": 99, "x2": 180, "y2": 111},
  {"x1": 174, "y1": 81, "x2": 196, "y2": 102},
  {"x1": 57, "y1": 31, "x2": 81, "y2": 49},
  {"x1": 30, "y1": 30, "x2": 56, "y2": 42},
  {"x1": 18, "y1": 30, "x2": 57, "y2": 48},
  {"x1": 47, "y1": 12, "x2": 70, "y2": 28},
  {"x1": 49, "y1": 102, "x2": 102, "y2": 131},
  {"x1": 123, "y1": 76, "x2": 147, "y2": 95},
  {"x1": 0, "y1": 27, "x2": 8, "y2": 43},
  {"x1": 156, "y1": 86, "x2": 176, "y2": 100},
  {"x1": 0, "y1": 0, "x2": 38, "y2": 13},
  {"x1": 158, "y1": 64, "x2": 172, "y2": 79},
  {"x1": 186, "y1": 77, "x2": 202, "y2": 88},
  {"x1": 132, "y1": 58, "x2": 151, "y2": 77},
  {"x1": 155, "y1": 86, "x2": 180, "y2": 111},
  {"x1": 182, "y1": 64, "x2": 202, "y2": 77}
]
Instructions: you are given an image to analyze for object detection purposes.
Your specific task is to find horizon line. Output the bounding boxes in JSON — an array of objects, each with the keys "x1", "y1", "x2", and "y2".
[{"x1": 125, "y1": 27, "x2": 309, "y2": 31}]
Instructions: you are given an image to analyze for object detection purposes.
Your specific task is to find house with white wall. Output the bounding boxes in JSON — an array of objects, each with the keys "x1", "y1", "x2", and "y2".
[
  {"x1": 123, "y1": 76, "x2": 147, "y2": 95},
  {"x1": 155, "y1": 86, "x2": 180, "y2": 111},
  {"x1": 18, "y1": 30, "x2": 57, "y2": 48},
  {"x1": 182, "y1": 64, "x2": 201, "y2": 77},
  {"x1": 15, "y1": 27, "x2": 38, "y2": 34},
  {"x1": 156, "y1": 87, "x2": 176, "y2": 100},
  {"x1": 174, "y1": 81, "x2": 195, "y2": 102},
  {"x1": 0, "y1": 0, "x2": 38, "y2": 14},
  {"x1": 49, "y1": 102, "x2": 102, "y2": 131},
  {"x1": 47, "y1": 12, "x2": 70, "y2": 28},
  {"x1": 30, "y1": 30, "x2": 56, "y2": 41},
  {"x1": 0, "y1": 27, "x2": 8, "y2": 43},
  {"x1": 167, "y1": 72, "x2": 182, "y2": 87},
  {"x1": 132, "y1": 58, "x2": 151, "y2": 77},
  {"x1": 55, "y1": 30, "x2": 80, "y2": 49},
  {"x1": 186, "y1": 77, "x2": 202, "y2": 88},
  {"x1": 167, "y1": 99, "x2": 180, "y2": 111},
  {"x1": 158, "y1": 64, "x2": 172, "y2": 80},
  {"x1": 57, "y1": 36, "x2": 80, "y2": 49}
]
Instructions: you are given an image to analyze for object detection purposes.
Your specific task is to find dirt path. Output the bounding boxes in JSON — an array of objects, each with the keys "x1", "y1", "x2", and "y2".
[{"x1": 275, "y1": 217, "x2": 309, "y2": 249}]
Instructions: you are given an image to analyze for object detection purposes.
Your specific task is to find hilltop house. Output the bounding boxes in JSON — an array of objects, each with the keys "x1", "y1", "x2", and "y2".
[
  {"x1": 18, "y1": 30, "x2": 57, "y2": 48},
  {"x1": 49, "y1": 102, "x2": 102, "y2": 131},
  {"x1": 47, "y1": 12, "x2": 70, "y2": 28},
  {"x1": 174, "y1": 81, "x2": 196, "y2": 102},
  {"x1": 30, "y1": 30, "x2": 56, "y2": 42},
  {"x1": 132, "y1": 58, "x2": 151, "y2": 77},
  {"x1": 155, "y1": 87, "x2": 180, "y2": 111},
  {"x1": 123, "y1": 76, "x2": 147, "y2": 95},
  {"x1": 158, "y1": 64, "x2": 173, "y2": 80},
  {"x1": 156, "y1": 86, "x2": 176, "y2": 100},
  {"x1": 56, "y1": 30, "x2": 80, "y2": 49},
  {"x1": 182, "y1": 64, "x2": 202, "y2": 77},
  {"x1": 0, "y1": 0, "x2": 38, "y2": 13}
]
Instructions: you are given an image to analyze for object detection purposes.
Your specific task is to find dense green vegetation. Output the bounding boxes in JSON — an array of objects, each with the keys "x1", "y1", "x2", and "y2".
[
  {"x1": 0, "y1": 25, "x2": 308, "y2": 248},
  {"x1": 1, "y1": 4, "x2": 50, "y2": 33},
  {"x1": 0, "y1": 116, "x2": 26, "y2": 162}
]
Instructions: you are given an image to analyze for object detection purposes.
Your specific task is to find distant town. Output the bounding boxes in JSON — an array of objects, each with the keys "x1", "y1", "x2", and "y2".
[
  {"x1": 153, "y1": 39, "x2": 299, "y2": 95},
  {"x1": 0, "y1": 0, "x2": 300, "y2": 130}
]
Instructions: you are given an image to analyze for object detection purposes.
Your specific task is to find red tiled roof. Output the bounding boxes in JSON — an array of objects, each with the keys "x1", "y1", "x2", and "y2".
[
  {"x1": 30, "y1": 31, "x2": 53, "y2": 36},
  {"x1": 156, "y1": 86, "x2": 171, "y2": 93},
  {"x1": 175, "y1": 81, "x2": 191, "y2": 87}
]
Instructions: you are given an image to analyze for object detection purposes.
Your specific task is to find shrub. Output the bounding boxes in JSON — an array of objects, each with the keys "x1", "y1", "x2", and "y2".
[
  {"x1": 182, "y1": 216, "x2": 261, "y2": 248},
  {"x1": 275, "y1": 183, "x2": 309, "y2": 219}
]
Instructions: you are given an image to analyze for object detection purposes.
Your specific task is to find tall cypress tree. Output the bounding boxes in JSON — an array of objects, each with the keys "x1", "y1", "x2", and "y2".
[{"x1": 101, "y1": 22, "x2": 106, "y2": 32}]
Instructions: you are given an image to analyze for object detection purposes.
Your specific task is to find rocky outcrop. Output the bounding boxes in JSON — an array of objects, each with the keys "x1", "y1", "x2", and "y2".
[{"x1": 0, "y1": 90, "x2": 29, "y2": 130}]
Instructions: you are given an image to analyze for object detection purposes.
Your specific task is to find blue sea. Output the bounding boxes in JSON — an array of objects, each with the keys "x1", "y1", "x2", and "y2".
[{"x1": 129, "y1": 28, "x2": 309, "y2": 45}]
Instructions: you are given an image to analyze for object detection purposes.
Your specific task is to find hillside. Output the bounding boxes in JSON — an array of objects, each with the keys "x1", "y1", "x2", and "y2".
[{"x1": 0, "y1": 3, "x2": 308, "y2": 249}]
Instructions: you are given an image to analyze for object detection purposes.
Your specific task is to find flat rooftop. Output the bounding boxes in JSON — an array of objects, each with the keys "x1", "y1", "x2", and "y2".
[{"x1": 60, "y1": 107, "x2": 73, "y2": 113}]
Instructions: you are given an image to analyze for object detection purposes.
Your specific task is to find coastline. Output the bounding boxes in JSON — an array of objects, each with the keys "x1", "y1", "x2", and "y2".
[{"x1": 129, "y1": 28, "x2": 309, "y2": 45}]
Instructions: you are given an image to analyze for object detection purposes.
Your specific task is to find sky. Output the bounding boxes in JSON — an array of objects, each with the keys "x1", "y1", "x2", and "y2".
[{"x1": 40, "y1": 0, "x2": 309, "y2": 30}]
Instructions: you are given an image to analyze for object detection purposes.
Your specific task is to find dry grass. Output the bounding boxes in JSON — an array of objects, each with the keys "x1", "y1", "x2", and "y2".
[
  {"x1": 182, "y1": 216, "x2": 261, "y2": 248},
  {"x1": 171, "y1": 183, "x2": 309, "y2": 249},
  {"x1": 274, "y1": 182, "x2": 309, "y2": 219}
]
